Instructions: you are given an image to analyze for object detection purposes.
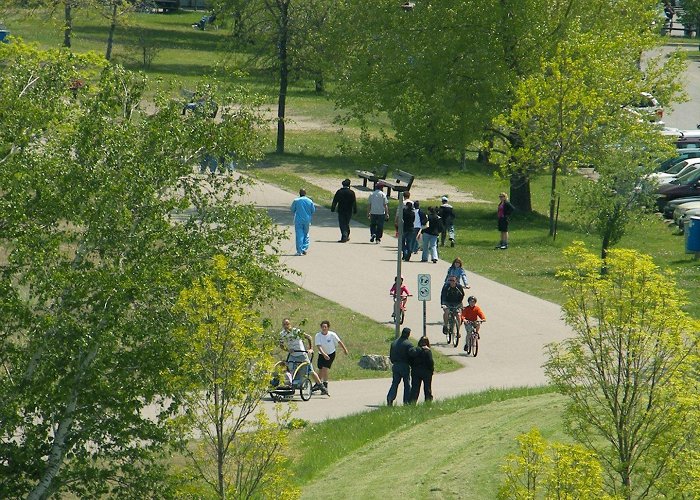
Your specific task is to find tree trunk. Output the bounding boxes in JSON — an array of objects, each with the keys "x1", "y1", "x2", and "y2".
[
  {"x1": 548, "y1": 165, "x2": 558, "y2": 236},
  {"x1": 63, "y1": 0, "x2": 73, "y2": 48},
  {"x1": 275, "y1": 1, "x2": 290, "y2": 155},
  {"x1": 28, "y1": 346, "x2": 98, "y2": 500},
  {"x1": 106, "y1": 3, "x2": 118, "y2": 61},
  {"x1": 509, "y1": 172, "x2": 531, "y2": 213}
]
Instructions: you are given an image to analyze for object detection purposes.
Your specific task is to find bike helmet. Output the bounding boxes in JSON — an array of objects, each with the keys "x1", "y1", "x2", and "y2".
[{"x1": 467, "y1": 296, "x2": 477, "y2": 303}]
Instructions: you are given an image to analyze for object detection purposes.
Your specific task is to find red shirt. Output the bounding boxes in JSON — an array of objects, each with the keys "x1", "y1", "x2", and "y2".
[{"x1": 461, "y1": 304, "x2": 486, "y2": 322}]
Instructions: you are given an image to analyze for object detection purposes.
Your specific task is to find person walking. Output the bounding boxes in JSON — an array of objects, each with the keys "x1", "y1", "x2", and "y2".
[
  {"x1": 394, "y1": 191, "x2": 411, "y2": 238},
  {"x1": 314, "y1": 320, "x2": 348, "y2": 395},
  {"x1": 367, "y1": 184, "x2": 389, "y2": 244},
  {"x1": 409, "y1": 337, "x2": 434, "y2": 403},
  {"x1": 290, "y1": 188, "x2": 315, "y2": 256},
  {"x1": 411, "y1": 201, "x2": 426, "y2": 254},
  {"x1": 438, "y1": 196, "x2": 456, "y2": 247},
  {"x1": 402, "y1": 201, "x2": 415, "y2": 261},
  {"x1": 387, "y1": 327, "x2": 414, "y2": 406},
  {"x1": 331, "y1": 178, "x2": 357, "y2": 243},
  {"x1": 279, "y1": 318, "x2": 328, "y2": 395},
  {"x1": 496, "y1": 192, "x2": 514, "y2": 250},
  {"x1": 421, "y1": 206, "x2": 442, "y2": 263}
]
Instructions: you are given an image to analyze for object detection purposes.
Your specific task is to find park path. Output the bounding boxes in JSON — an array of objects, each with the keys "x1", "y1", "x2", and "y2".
[{"x1": 238, "y1": 177, "x2": 572, "y2": 423}]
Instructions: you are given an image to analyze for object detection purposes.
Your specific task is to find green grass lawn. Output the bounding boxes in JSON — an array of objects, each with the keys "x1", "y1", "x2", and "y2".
[{"x1": 287, "y1": 387, "x2": 566, "y2": 498}]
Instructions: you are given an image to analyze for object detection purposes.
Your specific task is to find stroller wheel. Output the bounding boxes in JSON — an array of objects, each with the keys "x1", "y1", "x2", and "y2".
[{"x1": 300, "y1": 377, "x2": 312, "y2": 401}]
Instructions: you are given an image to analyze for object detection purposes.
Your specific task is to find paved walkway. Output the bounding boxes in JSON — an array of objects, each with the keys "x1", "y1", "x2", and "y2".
[{"x1": 239, "y1": 178, "x2": 573, "y2": 423}]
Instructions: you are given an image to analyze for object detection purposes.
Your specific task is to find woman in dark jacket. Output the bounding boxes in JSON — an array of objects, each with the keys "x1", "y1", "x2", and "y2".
[
  {"x1": 402, "y1": 201, "x2": 415, "y2": 261},
  {"x1": 420, "y1": 206, "x2": 442, "y2": 263},
  {"x1": 410, "y1": 336, "x2": 434, "y2": 403}
]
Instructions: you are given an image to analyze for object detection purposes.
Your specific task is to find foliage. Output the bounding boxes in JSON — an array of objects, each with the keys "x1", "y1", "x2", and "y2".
[
  {"x1": 0, "y1": 41, "x2": 284, "y2": 498},
  {"x1": 172, "y1": 256, "x2": 298, "y2": 499},
  {"x1": 499, "y1": 428, "x2": 614, "y2": 499},
  {"x1": 328, "y1": 0, "x2": 505, "y2": 163},
  {"x1": 493, "y1": 14, "x2": 684, "y2": 221},
  {"x1": 545, "y1": 243, "x2": 700, "y2": 499}
]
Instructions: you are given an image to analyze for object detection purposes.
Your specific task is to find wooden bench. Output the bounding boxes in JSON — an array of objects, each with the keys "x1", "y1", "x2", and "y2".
[
  {"x1": 355, "y1": 164, "x2": 388, "y2": 190},
  {"x1": 376, "y1": 169, "x2": 414, "y2": 198}
]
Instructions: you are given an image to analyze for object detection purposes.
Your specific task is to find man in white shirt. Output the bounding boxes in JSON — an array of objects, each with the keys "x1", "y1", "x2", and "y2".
[
  {"x1": 314, "y1": 320, "x2": 349, "y2": 395},
  {"x1": 367, "y1": 186, "x2": 389, "y2": 243}
]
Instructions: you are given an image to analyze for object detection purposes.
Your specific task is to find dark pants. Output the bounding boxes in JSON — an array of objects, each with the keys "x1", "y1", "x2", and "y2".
[
  {"x1": 338, "y1": 211, "x2": 352, "y2": 240},
  {"x1": 402, "y1": 231, "x2": 413, "y2": 260},
  {"x1": 370, "y1": 214, "x2": 386, "y2": 240},
  {"x1": 410, "y1": 370, "x2": 433, "y2": 403},
  {"x1": 387, "y1": 362, "x2": 411, "y2": 405}
]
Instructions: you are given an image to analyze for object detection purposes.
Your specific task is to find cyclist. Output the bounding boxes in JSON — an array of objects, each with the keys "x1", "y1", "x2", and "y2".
[
  {"x1": 390, "y1": 276, "x2": 411, "y2": 317},
  {"x1": 440, "y1": 276, "x2": 465, "y2": 334},
  {"x1": 461, "y1": 296, "x2": 486, "y2": 351},
  {"x1": 443, "y1": 257, "x2": 470, "y2": 289}
]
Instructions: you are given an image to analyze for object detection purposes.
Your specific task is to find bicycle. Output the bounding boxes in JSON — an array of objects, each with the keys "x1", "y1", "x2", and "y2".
[
  {"x1": 463, "y1": 320, "x2": 484, "y2": 357},
  {"x1": 390, "y1": 293, "x2": 412, "y2": 325},
  {"x1": 444, "y1": 305, "x2": 462, "y2": 347}
]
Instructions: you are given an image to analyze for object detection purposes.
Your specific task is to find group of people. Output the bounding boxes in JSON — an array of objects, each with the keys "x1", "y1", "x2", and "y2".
[
  {"x1": 278, "y1": 318, "x2": 348, "y2": 396},
  {"x1": 387, "y1": 327, "x2": 435, "y2": 405},
  {"x1": 291, "y1": 179, "x2": 516, "y2": 257},
  {"x1": 440, "y1": 258, "x2": 486, "y2": 349}
]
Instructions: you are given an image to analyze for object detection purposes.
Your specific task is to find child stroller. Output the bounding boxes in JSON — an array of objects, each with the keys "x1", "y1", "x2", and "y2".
[{"x1": 268, "y1": 351, "x2": 315, "y2": 402}]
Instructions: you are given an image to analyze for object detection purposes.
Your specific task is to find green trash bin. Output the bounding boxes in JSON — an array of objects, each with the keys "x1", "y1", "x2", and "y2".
[{"x1": 685, "y1": 216, "x2": 700, "y2": 253}]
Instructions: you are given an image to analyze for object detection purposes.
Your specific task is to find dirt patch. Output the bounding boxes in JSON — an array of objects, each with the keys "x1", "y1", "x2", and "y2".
[{"x1": 297, "y1": 174, "x2": 490, "y2": 204}]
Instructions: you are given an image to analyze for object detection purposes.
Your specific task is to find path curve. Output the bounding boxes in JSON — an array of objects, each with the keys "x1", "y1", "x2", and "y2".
[{"x1": 238, "y1": 177, "x2": 572, "y2": 423}]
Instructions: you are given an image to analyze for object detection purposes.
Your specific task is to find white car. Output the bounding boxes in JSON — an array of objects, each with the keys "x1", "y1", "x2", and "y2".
[
  {"x1": 649, "y1": 159, "x2": 700, "y2": 185},
  {"x1": 673, "y1": 200, "x2": 700, "y2": 227},
  {"x1": 678, "y1": 208, "x2": 700, "y2": 232}
]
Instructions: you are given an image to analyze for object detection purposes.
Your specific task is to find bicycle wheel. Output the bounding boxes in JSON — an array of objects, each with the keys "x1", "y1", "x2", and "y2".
[
  {"x1": 300, "y1": 377, "x2": 312, "y2": 401},
  {"x1": 452, "y1": 314, "x2": 460, "y2": 348},
  {"x1": 470, "y1": 333, "x2": 479, "y2": 357},
  {"x1": 400, "y1": 309, "x2": 405, "y2": 325},
  {"x1": 446, "y1": 316, "x2": 453, "y2": 345}
]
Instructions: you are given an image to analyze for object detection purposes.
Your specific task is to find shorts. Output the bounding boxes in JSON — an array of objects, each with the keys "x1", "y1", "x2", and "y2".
[
  {"x1": 317, "y1": 351, "x2": 336, "y2": 370},
  {"x1": 498, "y1": 217, "x2": 509, "y2": 232}
]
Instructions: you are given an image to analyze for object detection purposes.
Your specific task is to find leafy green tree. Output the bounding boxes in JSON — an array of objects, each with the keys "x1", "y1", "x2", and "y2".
[
  {"x1": 494, "y1": 28, "x2": 683, "y2": 233},
  {"x1": 0, "y1": 41, "x2": 284, "y2": 498},
  {"x1": 678, "y1": 0, "x2": 700, "y2": 37},
  {"x1": 544, "y1": 243, "x2": 700, "y2": 499},
  {"x1": 499, "y1": 428, "x2": 613, "y2": 499},
  {"x1": 329, "y1": 0, "x2": 505, "y2": 165},
  {"x1": 215, "y1": 0, "x2": 333, "y2": 154}
]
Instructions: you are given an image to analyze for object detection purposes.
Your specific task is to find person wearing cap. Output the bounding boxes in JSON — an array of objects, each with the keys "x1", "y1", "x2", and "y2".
[
  {"x1": 438, "y1": 195, "x2": 456, "y2": 247},
  {"x1": 387, "y1": 327, "x2": 414, "y2": 406},
  {"x1": 290, "y1": 188, "x2": 315, "y2": 256},
  {"x1": 331, "y1": 178, "x2": 357, "y2": 243}
]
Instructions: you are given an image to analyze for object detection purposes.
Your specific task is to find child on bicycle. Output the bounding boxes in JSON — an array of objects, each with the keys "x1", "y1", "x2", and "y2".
[
  {"x1": 390, "y1": 276, "x2": 411, "y2": 315},
  {"x1": 461, "y1": 296, "x2": 486, "y2": 349}
]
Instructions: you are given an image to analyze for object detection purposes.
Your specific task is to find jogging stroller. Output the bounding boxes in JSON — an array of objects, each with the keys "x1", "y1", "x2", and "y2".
[{"x1": 268, "y1": 352, "x2": 315, "y2": 402}]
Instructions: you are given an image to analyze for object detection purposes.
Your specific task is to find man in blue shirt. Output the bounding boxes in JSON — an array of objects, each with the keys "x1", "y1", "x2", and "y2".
[{"x1": 290, "y1": 188, "x2": 316, "y2": 255}]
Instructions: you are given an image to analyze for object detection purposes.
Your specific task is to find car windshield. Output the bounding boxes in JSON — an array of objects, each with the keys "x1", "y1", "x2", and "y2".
[
  {"x1": 666, "y1": 160, "x2": 690, "y2": 174},
  {"x1": 672, "y1": 169, "x2": 700, "y2": 185}
]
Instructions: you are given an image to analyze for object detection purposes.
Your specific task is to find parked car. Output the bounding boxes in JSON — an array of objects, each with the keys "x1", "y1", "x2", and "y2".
[
  {"x1": 663, "y1": 195, "x2": 700, "y2": 218},
  {"x1": 657, "y1": 149, "x2": 700, "y2": 172},
  {"x1": 656, "y1": 169, "x2": 700, "y2": 209},
  {"x1": 649, "y1": 159, "x2": 700, "y2": 185},
  {"x1": 678, "y1": 208, "x2": 700, "y2": 233},
  {"x1": 662, "y1": 128, "x2": 700, "y2": 149},
  {"x1": 673, "y1": 200, "x2": 700, "y2": 226},
  {"x1": 624, "y1": 92, "x2": 664, "y2": 124}
]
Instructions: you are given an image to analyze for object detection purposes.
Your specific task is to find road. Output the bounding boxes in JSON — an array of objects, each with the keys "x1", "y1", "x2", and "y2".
[{"x1": 239, "y1": 180, "x2": 572, "y2": 423}]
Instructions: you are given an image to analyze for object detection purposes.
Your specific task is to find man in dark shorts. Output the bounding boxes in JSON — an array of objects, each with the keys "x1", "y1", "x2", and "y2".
[
  {"x1": 314, "y1": 320, "x2": 349, "y2": 395},
  {"x1": 496, "y1": 192, "x2": 514, "y2": 249}
]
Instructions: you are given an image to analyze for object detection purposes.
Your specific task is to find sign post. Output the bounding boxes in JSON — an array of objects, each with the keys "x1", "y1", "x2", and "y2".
[{"x1": 417, "y1": 274, "x2": 431, "y2": 338}]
